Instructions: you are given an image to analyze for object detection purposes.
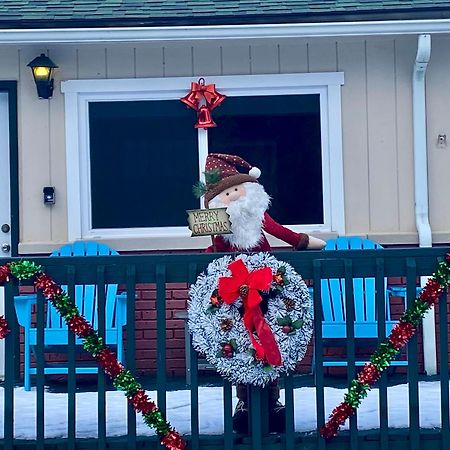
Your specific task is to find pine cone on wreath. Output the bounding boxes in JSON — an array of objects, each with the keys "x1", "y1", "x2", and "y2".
[{"x1": 283, "y1": 298, "x2": 296, "y2": 312}]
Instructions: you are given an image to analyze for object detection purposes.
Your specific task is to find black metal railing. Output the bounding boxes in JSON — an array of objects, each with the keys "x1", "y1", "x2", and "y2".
[{"x1": 1, "y1": 246, "x2": 449, "y2": 450}]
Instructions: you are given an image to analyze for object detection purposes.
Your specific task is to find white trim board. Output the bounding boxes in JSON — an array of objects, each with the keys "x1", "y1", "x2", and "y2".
[
  {"x1": 2, "y1": 19, "x2": 450, "y2": 43},
  {"x1": 62, "y1": 72, "x2": 345, "y2": 250},
  {"x1": 0, "y1": 92, "x2": 10, "y2": 379}
]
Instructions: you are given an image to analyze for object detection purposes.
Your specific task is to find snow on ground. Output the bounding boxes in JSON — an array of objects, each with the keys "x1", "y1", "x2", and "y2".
[{"x1": 0, "y1": 381, "x2": 444, "y2": 440}]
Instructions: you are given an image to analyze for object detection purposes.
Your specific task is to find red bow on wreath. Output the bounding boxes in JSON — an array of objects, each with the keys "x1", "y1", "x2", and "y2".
[
  {"x1": 218, "y1": 259, "x2": 282, "y2": 366},
  {"x1": 180, "y1": 77, "x2": 226, "y2": 129}
]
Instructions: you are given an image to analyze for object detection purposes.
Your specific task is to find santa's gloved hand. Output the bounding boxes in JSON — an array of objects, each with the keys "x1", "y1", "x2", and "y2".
[
  {"x1": 306, "y1": 235, "x2": 326, "y2": 250},
  {"x1": 295, "y1": 234, "x2": 326, "y2": 250}
]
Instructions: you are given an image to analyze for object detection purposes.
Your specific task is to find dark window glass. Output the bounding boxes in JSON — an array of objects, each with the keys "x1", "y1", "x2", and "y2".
[
  {"x1": 89, "y1": 101, "x2": 198, "y2": 228},
  {"x1": 209, "y1": 95, "x2": 323, "y2": 225}
]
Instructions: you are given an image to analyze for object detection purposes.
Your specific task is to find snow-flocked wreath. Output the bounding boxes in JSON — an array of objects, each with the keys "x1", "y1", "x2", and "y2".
[{"x1": 188, "y1": 253, "x2": 313, "y2": 386}]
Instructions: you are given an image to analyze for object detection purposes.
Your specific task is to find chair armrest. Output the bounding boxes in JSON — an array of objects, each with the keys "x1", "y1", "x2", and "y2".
[
  {"x1": 14, "y1": 294, "x2": 37, "y2": 327},
  {"x1": 115, "y1": 292, "x2": 128, "y2": 327},
  {"x1": 386, "y1": 286, "x2": 422, "y2": 300},
  {"x1": 387, "y1": 286, "x2": 422, "y2": 298},
  {"x1": 387, "y1": 286, "x2": 407, "y2": 297}
]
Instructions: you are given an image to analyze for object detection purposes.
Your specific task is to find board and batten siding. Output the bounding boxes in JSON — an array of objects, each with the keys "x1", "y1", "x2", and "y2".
[{"x1": 0, "y1": 35, "x2": 448, "y2": 253}]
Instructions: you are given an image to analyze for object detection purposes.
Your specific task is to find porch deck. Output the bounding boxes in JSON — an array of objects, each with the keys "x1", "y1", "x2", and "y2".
[{"x1": 1, "y1": 247, "x2": 450, "y2": 450}]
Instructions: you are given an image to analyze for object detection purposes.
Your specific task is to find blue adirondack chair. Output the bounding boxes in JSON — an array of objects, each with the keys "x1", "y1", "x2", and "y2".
[
  {"x1": 14, "y1": 241, "x2": 127, "y2": 391},
  {"x1": 312, "y1": 236, "x2": 409, "y2": 368}
]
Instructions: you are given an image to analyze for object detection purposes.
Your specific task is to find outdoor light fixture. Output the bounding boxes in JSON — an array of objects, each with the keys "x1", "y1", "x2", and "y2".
[
  {"x1": 27, "y1": 53, "x2": 58, "y2": 99},
  {"x1": 43, "y1": 186, "x2": 55, "y2": 205}
]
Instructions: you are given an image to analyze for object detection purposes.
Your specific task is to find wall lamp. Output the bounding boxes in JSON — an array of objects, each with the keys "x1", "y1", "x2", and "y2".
[
  {"x1": 43, "y1": 186, "x2": 55, "y2": 205},
  {"x1": 27, "y1": 53, "x2": 58, "y2": 99}
]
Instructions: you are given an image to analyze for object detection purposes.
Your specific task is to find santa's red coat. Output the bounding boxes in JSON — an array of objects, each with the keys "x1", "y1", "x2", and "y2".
[{"x1": 206, "y1": 212, "x2": 309, "y2": 253}]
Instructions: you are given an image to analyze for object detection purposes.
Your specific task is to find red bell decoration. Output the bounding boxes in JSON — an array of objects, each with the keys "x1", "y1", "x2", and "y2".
[
  {"x1": 195, "y1": 105, "x2": 216, "y2": 129},
  {"x1": 180, "y1": 88, "x2": 200, "y2": 110},
  {"x1": 181, "y1": 77, "x2": 226, "y2": 128},
  {"x1": 207, "y1": 89, "x2": 226, "y2": 110}
]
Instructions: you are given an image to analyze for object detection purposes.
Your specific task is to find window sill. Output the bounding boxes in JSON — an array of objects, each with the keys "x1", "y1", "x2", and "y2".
[{"x1": 18, "y1": 231, "x2": 339, "y2": 255}]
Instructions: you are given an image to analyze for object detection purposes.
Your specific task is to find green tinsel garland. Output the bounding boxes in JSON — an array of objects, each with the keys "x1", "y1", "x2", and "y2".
[
  {"x1": 9, "y1": 261, "x2": 41, "y2": 280},
  {"x1": 0, "y1": 260, "x2": 185, "y2": 450},
  {"x1": 321, "y1": 254, "x2": 450, "y2": 439}
]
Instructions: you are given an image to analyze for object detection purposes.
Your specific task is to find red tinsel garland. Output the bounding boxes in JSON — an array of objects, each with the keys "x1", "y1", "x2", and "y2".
[
  {"x1": 0, "y1": 263, "x2": 11, "y2": 284},
  {"x1": 161, "y1": 430, "x2": 188, "y2": 450},
  {"x1": 388, "y1": 322, "x2": 416, "y2": 350},
  {"x1": 321, "y1": 402, "x2": 356, "y2": 439},
  {"x1": 419, "y1": 279, "x2": 444, "y2": 305},
  {"x1": 356, "y1": 362, "x2": 381, "y2": 385},
  {"x1": 95, "y1": 347, "x2": 124, "y2": 378},
  {"x1": 67, "y1": 314, "x2": 94, "y2": 337},
  {"x1": 0, "y1": 262, "x2": 186, "y2": 450},
  {"x1": 0, "y1": 315, "x2": 9, "y2": 339},
  {"x1": 35, "y1": 273, "x2": 62, "y2": 298},
  {"x1": 129, "y1": 389, "x2": 158, "y2": 415},
  {"x1": 321, "y1": 254, "x2": 449, "y2": 439}
]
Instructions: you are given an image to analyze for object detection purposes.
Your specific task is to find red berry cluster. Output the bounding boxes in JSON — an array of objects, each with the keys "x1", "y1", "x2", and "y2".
[{"x1": 222, "y1": 343, "x2": 234, "y2": 358}]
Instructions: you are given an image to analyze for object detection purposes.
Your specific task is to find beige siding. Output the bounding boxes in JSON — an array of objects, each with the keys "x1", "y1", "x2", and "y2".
[
  {"x1": 394, "y1": 37, "x2": 416, "y2": 235},
  {"x1": 426, "y1": 36, "x2": 450, "y2": 235},
  {"x1": 338, "y1": 40, "x2": 370, "y2": 233},
  {"x1": 366, "y1": 39, "x2": 399, "y2": 233},
  {"x1": 19, "y1": 46, "x2": 52, "y2": 245},
  {"x1": 4, "y1": 35, "x2": 450, "y2": 252}
]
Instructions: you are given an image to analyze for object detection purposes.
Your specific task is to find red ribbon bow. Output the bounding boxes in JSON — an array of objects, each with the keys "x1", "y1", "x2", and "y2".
[
  {"x1": 190, "y1": 80, "x2": 218, "y2": 106},
  {"x1": 218, "y1": 259, "x2": 282, "y2": 366}
]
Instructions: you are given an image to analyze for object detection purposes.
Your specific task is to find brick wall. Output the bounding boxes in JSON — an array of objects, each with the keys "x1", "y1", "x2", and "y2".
[
  {"x1": 134, "y1": 283, "x2": 188, "y2": 377},
  {"x1": 131, "y1": 280, "x2": 428, "y2": 378},
  {"x1": 18, "y1": 279, "x2": 449, "y2": 380}
]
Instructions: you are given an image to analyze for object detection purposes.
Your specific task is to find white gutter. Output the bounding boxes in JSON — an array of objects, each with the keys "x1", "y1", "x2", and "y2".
[
  {"x1": 413, "y1": 34, "x2": 436, "y2": 375},
  {"x1": 1, "y1": 18, "x2": 450, "y2": 44}
]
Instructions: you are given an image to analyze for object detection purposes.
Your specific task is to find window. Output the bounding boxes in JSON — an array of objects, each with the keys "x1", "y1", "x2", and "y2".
[
  {"x1": 209, "y1": 94, "x2": 323, "y2": 225},
  {"x1": 62, "y1": 73, "x2": 344, "y2": 250},
  {"x1": 89, "y1": 100, "x2": 198, "y2": 228}
]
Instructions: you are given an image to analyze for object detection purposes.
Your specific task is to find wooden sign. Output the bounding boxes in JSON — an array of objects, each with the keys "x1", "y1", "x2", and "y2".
[{"x1": 187, "y1": 208, "x2": 232, "y2": 237}]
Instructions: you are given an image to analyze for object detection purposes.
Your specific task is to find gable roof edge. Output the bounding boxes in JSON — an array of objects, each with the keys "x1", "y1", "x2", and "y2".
[{"x1": 1, "y1": 18, "x2": 450, "y2": 44}]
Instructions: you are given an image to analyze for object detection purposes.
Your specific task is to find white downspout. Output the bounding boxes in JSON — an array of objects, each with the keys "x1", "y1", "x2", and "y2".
[{"x1": 413, "y1": 34, "x2": 436, "y2": 375}]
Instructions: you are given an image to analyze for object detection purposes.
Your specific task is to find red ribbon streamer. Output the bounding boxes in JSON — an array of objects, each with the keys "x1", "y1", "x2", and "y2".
[{"x1": 218, "y1": 259, "x2": 282, "y2": 366}]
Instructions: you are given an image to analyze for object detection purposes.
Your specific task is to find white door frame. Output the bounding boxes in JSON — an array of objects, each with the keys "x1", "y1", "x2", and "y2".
[{"x1": 0, "y1": 91, "x2": 11, "y2": 380}]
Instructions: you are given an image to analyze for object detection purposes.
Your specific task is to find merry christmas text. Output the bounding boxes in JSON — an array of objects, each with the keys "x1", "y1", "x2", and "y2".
[{"x1": 187, "y1": 208, "x2": 232, "y2": 237}]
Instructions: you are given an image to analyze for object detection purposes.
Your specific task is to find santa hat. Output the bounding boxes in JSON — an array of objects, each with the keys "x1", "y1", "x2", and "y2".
[{"x1": 202, "y1": 153, "x2": 261, "y2": 204}]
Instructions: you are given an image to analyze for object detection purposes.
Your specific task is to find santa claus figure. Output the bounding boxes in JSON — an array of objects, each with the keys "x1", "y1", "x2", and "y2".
[
  {"x1": 199, "y1": 153, "x2": 326, "y2": 253},
  {"x1": 195, "y1": 153, "x2": 325, "y2": 434}
]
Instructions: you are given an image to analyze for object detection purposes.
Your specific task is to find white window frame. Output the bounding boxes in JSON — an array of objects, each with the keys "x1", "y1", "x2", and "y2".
[{"x1": 61, "y1": 72, "x2": 345, "y2": 248}]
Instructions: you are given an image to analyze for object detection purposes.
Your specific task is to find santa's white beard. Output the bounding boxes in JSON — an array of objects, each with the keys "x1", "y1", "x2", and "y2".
[{"x1": 209, "y1": 182, "x2": 270, "y2": 250}]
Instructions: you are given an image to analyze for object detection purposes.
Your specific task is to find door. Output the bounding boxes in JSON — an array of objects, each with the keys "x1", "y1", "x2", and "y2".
[{"x1": 0, "y1": 92, "x2": 11, "y2": 379}]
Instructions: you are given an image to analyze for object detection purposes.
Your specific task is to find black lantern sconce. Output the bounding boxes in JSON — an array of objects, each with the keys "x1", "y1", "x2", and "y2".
[
  {"x1": 43, "y1": 186, "x2": 55, "y2": 205},
  {"x1": 27, "y1": 53, "x2": 58, "y2": 99}
]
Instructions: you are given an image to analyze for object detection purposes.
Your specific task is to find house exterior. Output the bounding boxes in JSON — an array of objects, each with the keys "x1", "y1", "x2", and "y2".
[
  {"x1": 2, "y1": 1, "x2": 450, "y2": 379},
  {"x1": 0, "y1": 0, "x2": 450, "y2": 257}
]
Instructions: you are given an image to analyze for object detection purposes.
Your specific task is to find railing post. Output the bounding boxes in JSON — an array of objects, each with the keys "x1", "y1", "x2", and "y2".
[
  {"x1": 96, "y1": 265, "x2": 107, "y2": 449},
  {"x1": 4, "y1": 279, "x2": 17, "y2": 450},
  {"x1": 126, "y1": 264, "x2": 137, "y2": 449},
  {"x1": 406, "y1": 258, "x2": 420, "y2": 450},
  {"x1": 313, "y1": 259, "x2": 326, "y2": 450},
  {"x1": 376, "y1": 258, "x2": 389, "y2": 450},
  {"x1": 439, "y1": 285, "x2": 450, "y2": 446},
  {"x1": 67, "y1": 266, "x2": 76, "y2": 450},
  {"x1": 249, "y1": 385, "x2": 264, "y2": 450},
  {"x1": 156, "y1": 263, "x2": 167, "y2": 415},
  {"x1": 188, "y1": 262, "x2": 200, "y2": 450},
  {"x1": 344, "y1": 259, "x2": 358, "y2": 450}
]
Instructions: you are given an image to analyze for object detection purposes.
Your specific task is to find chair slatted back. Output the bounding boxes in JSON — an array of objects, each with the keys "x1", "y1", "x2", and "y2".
[
  {"x1": 46, "y1": 241, "x2": 119, "y2": 330},
  {"x1": 321, "y1": 237, "x2": 387, "y2": 338}
]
